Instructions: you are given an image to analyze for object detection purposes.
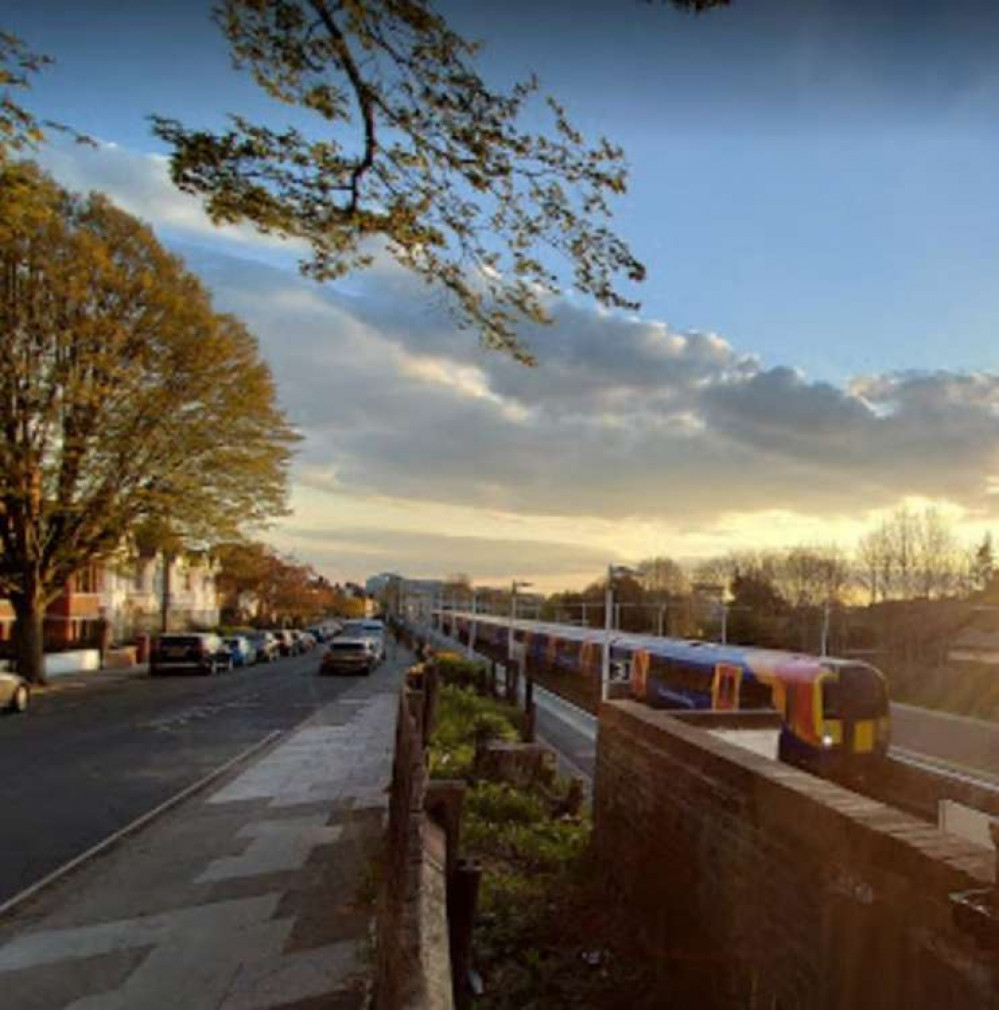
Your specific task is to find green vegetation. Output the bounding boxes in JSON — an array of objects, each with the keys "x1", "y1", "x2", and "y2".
[
  {"x1": 429, "y1": 683, "x2": 521, "y2": 780},
  {"x1": 427, "y1": 674, "x2": 650, "y2": 1008}
]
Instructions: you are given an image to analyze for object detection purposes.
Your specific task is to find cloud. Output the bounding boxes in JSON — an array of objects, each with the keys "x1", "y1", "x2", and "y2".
[
  {"x1": 275, "y1": 526, "x2": 612, "y2": 582},
  {"x1": 37, "y1": 142, "x2": 999, "y2": 584},
  {"x1": 179, "y1": 243, "x2": 999, "y2": 533},
  {"x1": 39, "y1": 141, "x2": 306, "y2": 261}
]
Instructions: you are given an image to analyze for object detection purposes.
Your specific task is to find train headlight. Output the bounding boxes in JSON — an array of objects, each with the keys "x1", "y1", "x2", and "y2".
[{"x1": 822, "y1": 734, "x2": 835, "y2": 748}]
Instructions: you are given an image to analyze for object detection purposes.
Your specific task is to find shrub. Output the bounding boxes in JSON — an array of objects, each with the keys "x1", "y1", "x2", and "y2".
[
  {"x1": 466, "y1": 781, "x2": 547, "y2": 826},
  {"x1": 433, "y1": 652, "x2": 488, "y2": 690},
  {"x1": 429, "y1": 685, "x2": 521, "y2": 780}
]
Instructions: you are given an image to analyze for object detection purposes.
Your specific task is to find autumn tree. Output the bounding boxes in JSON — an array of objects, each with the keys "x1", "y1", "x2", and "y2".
[
  {"x1": 0, "y1": 164, "x2": 298, "y2": 682},
  {"x1": 151, "y1": 0, "x2": 648, "y2": 363}
]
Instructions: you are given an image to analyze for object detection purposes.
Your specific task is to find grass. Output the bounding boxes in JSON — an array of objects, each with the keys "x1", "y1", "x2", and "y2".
[
  {"x1": 429, "y1": 683, "x2": 523, "y2": 780},
  {"x1": 427, "y1": 683, "x2": 652, "y2": 1008}
]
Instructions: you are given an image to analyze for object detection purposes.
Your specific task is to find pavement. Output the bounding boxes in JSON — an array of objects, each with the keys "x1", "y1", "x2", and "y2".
[{"x1": 0, "y1": 653, "x2": 407, "y2": 1010}]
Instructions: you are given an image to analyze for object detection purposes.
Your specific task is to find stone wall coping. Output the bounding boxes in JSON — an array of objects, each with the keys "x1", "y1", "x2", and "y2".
[{"x1": 600, "y1": 700, "x2": 994, "y2": 891}]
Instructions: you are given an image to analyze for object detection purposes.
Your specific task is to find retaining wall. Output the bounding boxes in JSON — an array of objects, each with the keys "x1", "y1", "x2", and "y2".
[
  {"x1": 594, "y1": 700, "x2": 997, "y2": 1009},
  {"x1": 376, "y1": 677, "x2": 454, "y2": 1010}
]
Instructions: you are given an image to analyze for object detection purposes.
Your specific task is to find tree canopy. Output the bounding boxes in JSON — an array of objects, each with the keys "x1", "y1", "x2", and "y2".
[
  {"x1": 152, "y1": 0, "x2": 648, "y2": 364},
  {"x1": 0, "y1": 162, "x2": 299, "y2": 679}
]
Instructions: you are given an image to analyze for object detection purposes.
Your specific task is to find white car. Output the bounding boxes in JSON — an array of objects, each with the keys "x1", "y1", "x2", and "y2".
[
  {"x1": 340, "y1": 620, "x2": 385, "y2": 662},
  {"x1": 0, "y1": 670, "x2": 30, "y2": 714}
]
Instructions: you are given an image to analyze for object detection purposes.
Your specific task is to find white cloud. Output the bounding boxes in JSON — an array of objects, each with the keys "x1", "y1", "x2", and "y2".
[
  {"x1": 36, "y1": 142, "x2": 999, "y2": 586},
  {"x1": 39, "y1": 141, "x2": 306, "y2": 259}
]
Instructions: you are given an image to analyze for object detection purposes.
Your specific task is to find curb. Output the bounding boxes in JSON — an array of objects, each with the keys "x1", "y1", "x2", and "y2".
[{"x1": 0, "y1": 728, "x2": 286, "y2": 921}]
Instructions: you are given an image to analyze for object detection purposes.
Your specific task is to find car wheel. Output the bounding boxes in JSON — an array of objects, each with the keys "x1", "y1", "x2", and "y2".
[{"x1": 11, "y1": 685, "x2": 29, "y2": 713}]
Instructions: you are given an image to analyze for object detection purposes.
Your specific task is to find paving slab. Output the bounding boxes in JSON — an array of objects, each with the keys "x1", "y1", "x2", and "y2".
[{"x1": 0, "y1": 653, "x2": 408, "y2": 1010}]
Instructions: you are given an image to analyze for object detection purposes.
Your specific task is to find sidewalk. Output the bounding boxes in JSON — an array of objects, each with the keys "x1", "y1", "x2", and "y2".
[
  {"x1": 31, "y1": 664, "x2": 150, "y2": 696},
  {"x1": 0, "y1": 656, "x2": 408, "y2": 1010}
]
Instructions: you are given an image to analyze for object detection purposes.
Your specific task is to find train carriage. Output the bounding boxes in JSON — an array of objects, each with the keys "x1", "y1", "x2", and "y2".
[{"x1": 432, "y1": 609, "x2": 890, "y2": 777}]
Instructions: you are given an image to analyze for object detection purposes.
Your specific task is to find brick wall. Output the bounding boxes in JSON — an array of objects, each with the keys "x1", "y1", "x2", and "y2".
[
  {"x1": 376, "y1": 681, "x2": 454, "y2": 1010},
  {"x1": 593, "y1": 701, "x2": 997, "y2": 1010}
]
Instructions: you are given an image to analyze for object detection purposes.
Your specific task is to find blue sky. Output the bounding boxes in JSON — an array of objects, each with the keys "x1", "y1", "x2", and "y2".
[
  {"x1": 6, "y1": 0, "x2": 999, "y2": 586},
  {"x1": 9, "y1": 0, "x2": 999, "y2": 379}
]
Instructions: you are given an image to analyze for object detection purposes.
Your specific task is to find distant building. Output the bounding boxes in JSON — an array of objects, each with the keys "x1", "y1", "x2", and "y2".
[{"x1": 365, "y1": 572, "x2": 401, "y2": 597}]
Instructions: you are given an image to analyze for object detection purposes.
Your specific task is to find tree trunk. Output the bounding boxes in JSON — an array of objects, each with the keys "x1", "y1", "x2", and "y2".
[{"x1": 12, "y1": 594, "x2": 47, "y2": 685}]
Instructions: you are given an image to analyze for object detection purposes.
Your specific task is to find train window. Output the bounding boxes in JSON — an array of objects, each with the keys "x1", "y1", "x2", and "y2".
[
  {"x1": 740, "y1": 678, "x2": 774, "y2": 710},
  {"x1": 838, "y1": 665, "x2": 888, "y2": 717},
  {"x1": 821, "y1": 679, "x2": 841, "y2": 718}
]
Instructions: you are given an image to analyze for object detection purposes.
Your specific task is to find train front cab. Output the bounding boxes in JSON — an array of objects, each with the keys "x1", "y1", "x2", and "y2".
[{"x1": 778, "y1": 662, "x2": 890, "y2": 778}]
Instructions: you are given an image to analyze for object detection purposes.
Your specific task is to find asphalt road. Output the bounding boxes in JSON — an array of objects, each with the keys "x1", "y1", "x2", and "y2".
[
  {"x1": 0, "y1": 648, "x2": 393, "y2": 906},
  {"x1": 890, "y1": 702, "x2": 999, "y2": 785}
]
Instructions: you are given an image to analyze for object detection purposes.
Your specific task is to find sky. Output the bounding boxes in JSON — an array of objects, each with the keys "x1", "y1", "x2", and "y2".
[{"x1": 6, "y1": 0, "x2": 999, "y2": 590}]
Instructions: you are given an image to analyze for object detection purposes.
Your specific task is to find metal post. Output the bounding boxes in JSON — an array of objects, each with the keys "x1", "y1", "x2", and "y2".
[
  {"x1": 614, "y1": 601, "x2": 621, "y2": 630},
  {"x1": 657, "y1": 604, "x2": 666, "y2": 638},
  {"x1": 602, "y1": 565, "x2": 613, "y2": 702},
  {"x1": 581, "y1": 602, "x2": 588, "y2": 627},
  {"x1": 508, "y1": 582, "x2": 517, "y2": 662},
  {"x1": 820, "y1": 600, "x2": 830, "y2": 657},
  {"x1": 720, "y1": 603, "x2": 728, "y2": 645},
  {"x1": 468, "y1": 590, "x2": 478, "y2": 659}
]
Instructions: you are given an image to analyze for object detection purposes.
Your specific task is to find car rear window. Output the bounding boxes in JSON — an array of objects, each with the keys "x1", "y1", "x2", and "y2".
[
  {"x1": 157, "y1": 636, "x2": 202, "y2": 648},
  {"x1": 332, "y1": 642, "x2": 366, "y2": 652}
]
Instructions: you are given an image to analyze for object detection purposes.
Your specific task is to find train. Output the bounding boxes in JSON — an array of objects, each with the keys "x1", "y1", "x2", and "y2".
[{"x1": 431, "y1": 609, "x2": 891, "y2": 777}]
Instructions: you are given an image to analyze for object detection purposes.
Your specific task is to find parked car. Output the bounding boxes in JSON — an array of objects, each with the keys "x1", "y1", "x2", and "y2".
[
  {"x1": 289, "y1": 630, "x2": 306, "y2": 654},
  {"x1": 320, "y1": 637, "x2": 378, "y2": 676},
  {"x1": 0, "y1": 670, "x2": 30, "y2": 714},
  {"x1": 224, "y1": 636, "x2": 256, "y2": 667},
  {"x1": 246, "y1": 631, "x2": 279, "y2": 663},
  {"x1": 272, "y1": 630, "x2": 296, "y2": 657},
  {"x1": 149, "y1": 633, "x2": 232, "y2": 676},
  {"x1": 299, "y1": 631, "x2": 317, "y2": 651}
]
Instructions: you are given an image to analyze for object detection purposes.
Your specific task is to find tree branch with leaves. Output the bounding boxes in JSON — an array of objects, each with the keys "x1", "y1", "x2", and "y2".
[{"x1": 152, "y1": 0, "x2": 647, "y2": 363}]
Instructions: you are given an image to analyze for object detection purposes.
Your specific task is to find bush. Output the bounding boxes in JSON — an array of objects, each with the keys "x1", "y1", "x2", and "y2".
[
  {"x1": 432, "y1": 652, "x2": 488, "y2": 690},
  {"x1": 429, "y1": 685, "x2": 521, "y2": 780},
  {"x1": 466, "y1": 781, "x2": 547, "y2": 826}
]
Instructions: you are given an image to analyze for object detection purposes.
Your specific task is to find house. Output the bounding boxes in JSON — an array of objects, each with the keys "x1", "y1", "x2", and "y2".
[{"x1": 0, "y1": 552, "x2": 220, "y2": 660}]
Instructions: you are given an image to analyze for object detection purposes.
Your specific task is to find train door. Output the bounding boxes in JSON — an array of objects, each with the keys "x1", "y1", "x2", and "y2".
[
  {"x1": 631, "y1": 650, "x2": 650, "y2": 701},
  {"x1": 712, "y1": 662, "x2": 743, "y2": 711}
]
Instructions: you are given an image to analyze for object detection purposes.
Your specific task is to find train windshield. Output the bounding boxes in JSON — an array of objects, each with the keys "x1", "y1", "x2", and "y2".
[{"x1": 826, "y1": 665, "x2": 888, "y2": 719}]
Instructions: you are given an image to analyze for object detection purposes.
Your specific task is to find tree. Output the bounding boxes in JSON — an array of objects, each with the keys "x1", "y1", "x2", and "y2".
[
  {"x1": 972, "y1": 533, "x2": 994, "y2": 593},
  {"x1": 151, "y1": 0, "x2": 646, "y2": 364},
  {"x1": 0, "y1": 164, "x2": 298, "y2": 682},
  {"x1": 637, "y1": 556, "x2": 689, "y2": 598},
  {"x1": 1, "y1": 31, "x2": 90, "y2": 156}
]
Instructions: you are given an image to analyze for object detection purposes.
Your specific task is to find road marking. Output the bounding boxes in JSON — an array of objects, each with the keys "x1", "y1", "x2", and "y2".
[
  {"x1": 0, "y1": 729, "x2": 286, "y2": 921},
  {"x1": 891, "y1": 746, "x2": 999, "y2": 792}
]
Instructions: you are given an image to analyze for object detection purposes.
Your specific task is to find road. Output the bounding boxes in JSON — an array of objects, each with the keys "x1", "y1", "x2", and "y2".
[
  {"x1": 0, "y1": 649, "x2": 388, "y2": 906},
  {"x1": 890, "y1": 702, "x2": 999, "y2": 786}
]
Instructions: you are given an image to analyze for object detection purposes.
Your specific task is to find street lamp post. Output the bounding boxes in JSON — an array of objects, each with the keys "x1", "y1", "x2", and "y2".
[
  {"x1": 602, "y1": 564, "x2": 636, "y2": 702},
  {"x1": 508, "y1": 579, "x2": 532, "y2": 714},
  {"x1": 508, "y1": 580, "x2": 532, "y2": 660},
  {"x1": 468, "y1": 589, "x2": 478, "y2": 659}
]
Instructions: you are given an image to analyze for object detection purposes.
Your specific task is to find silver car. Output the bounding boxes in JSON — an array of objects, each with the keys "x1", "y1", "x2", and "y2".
[{"x1": 1, "y1": 670, "x2": 30, "y2": 714}]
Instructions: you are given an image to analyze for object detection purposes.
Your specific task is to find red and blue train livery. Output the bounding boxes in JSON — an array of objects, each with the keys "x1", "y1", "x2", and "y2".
[{"x1": 434, "y1": 610, "x2": 890, "y2": 777}]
